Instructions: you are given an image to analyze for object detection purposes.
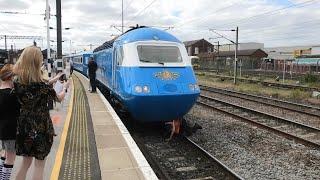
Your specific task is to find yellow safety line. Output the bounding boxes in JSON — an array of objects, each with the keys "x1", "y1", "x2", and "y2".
[{"x1": 50, "y1": 77, "x2": 75, "y2": 180}]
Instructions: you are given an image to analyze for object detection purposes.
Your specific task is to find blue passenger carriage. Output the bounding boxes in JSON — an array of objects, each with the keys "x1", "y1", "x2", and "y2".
[
  {"x1": 68, "y1": 51, "x2": 93, "y2": 76},
  {"x1": 94, "y1": 27, "x2": 200, "y2": 123}
]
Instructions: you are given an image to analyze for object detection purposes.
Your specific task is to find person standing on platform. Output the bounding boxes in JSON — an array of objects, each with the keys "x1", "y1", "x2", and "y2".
[
  {"x1": 0, "y1": 64, "x2": 20, "y2": 180},
  {"x1": 69, "y1": 58, "x2": 73, "y2": 76},
  {"x1": 88, "y1": 57, "x2": 97, "y2": 93},
  {"x1": 13, "y1": 46, "x2": 67, "y2": 180}
]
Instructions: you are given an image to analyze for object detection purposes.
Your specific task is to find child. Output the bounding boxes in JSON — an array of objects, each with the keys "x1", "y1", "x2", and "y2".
[{"x1": 0, "y1": 64, "x2": 20, "y2": 180}]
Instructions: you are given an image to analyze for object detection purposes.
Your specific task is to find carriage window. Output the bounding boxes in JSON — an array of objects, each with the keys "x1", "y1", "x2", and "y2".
[{"x1": 137, "y1": 45, "x2": 182, "y2": 63}]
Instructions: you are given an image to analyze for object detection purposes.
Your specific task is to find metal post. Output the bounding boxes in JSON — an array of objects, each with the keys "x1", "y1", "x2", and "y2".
[
  {"x1": 4, "y1": 35, "x2": 7, "y2": 50},
  {"x1": 217, "y1": 41, "x2": 220, "y2": 74},
  {"x1": 239, "y1": 59, "x2": 242, "y2": 77},
  {"x1": 4, "y1": 35, "x2": 8, "y2": 60},
  {"x1": 69, "y1": 40, "x2": 72, "y2": 54},
  {"x1": 122, "y1": 0, "x2": 124, "y2": 34},
  {"x1": 282, "y1": 59, "x2": 285, "y2": 83},
  {"x1": 234, "y1": 26, "x2": 238, "y2": 84},
  {"x1": 56, "y1": 0, "x2": 62, "y2": 59},
  {"x1": 46, "y1": 0, "x2": 50, "y2": 65}
]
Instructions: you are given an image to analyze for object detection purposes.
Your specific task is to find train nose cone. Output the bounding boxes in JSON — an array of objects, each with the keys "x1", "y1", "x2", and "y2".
[{"x1": 127, "y1": 93, "x2": 199, "y2": 122}]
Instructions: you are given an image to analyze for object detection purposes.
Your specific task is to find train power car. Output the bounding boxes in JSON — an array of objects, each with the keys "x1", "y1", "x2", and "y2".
[{"x1": 93, "y1": 27, "x2": 200, "y2": 123}]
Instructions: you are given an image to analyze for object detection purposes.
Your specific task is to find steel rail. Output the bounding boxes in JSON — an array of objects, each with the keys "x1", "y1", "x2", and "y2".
[
  {"x1": 198, "y1": 74, "x2": 320, "y2": 91},
  {"x1": 132, "y1": 134, "x2": 172, "y2": 180},
  {"x1": 184, "y1": 136, "x2": 244, "y2": 180},
  {"x1": 200, "y1": 85, "x2": 320, "y2": 118},
  {"x1": 200, "y1": 94, "x2": 320, "y2": 132},
  {"x1": 133, "y1": 133, "x2": 243, "y2": 180},
  {"x1": 197, "y1": 98, "x2": 320, "y2": 149}
]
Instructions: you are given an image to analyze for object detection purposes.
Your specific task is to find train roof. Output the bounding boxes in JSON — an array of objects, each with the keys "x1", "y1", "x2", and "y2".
[
  {"x1": 93, "y1": 27, "x2": 181, "y2": 53},
  {"x1": 117, "y1": 27, "x2": 181, "y2": 44},
  {"x1": 64, "y1": 51, "x2": 93, "y2": 57}
]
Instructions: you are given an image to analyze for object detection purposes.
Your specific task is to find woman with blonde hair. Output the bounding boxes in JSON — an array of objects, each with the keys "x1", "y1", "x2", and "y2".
[
  {"x1": 0, "y1": 64, "x2": 20, "y2": 180},
  {"x1": 13, "y1": 46, "x2": 67, "y2": 180}
]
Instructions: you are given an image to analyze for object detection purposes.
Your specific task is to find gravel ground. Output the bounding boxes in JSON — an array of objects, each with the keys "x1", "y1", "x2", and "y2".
[
  {"x1": 202, "y1": 91, "x2": 320, "y2": 129},
  {"x1": 187, "y1": 105, "x2": 320, "y2": 180}
]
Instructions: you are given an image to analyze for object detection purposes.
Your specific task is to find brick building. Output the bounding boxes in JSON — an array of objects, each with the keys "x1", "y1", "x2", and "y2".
[{"x1": 183, "y1": 39, "x2": 214, "y2": 56}]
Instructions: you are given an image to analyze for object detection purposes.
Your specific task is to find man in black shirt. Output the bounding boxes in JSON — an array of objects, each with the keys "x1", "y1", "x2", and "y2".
[{"x1": 88, "y1": 57, "x2": 97, "y2": 93}]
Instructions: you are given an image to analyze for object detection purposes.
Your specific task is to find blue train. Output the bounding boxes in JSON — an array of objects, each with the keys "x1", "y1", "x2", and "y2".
[
  {"x1": 68, "y1": 27, "x2": 200, "y2": 123},
  {"x1": 63, "y1": 51, "x2": 92, "y2": 76}
]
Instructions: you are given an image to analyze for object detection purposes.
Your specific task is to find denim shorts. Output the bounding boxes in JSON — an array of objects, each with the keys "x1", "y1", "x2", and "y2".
[{"x1": 1, "y1": 140, "x2": 15, "y2": 152}]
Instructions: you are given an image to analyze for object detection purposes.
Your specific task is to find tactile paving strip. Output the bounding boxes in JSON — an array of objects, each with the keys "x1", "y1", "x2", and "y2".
[{"x1": 59, "y1": 76, "x2": 101, "y2": 180}]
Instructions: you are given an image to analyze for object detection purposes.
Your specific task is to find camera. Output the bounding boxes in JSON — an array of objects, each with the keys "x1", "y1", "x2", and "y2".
[{"x1": 59, "y1": 73, "x2": 67, "y2": 82}]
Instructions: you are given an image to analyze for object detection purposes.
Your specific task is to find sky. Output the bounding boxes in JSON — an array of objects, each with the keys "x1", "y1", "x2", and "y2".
[{"x1": 0, "y1": 0, "x2": 319, "y2": 54}]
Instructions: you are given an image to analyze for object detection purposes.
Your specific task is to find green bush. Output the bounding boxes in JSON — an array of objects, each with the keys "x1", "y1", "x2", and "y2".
[
  {"x1": 196, "y1": 72, "x2": 205, "y2": 76},
  {"x1": 271, "y1": 93, "x2": 279, "y2": 98},
  {"x1": 289, "y1": 89, "x2": 310, "y2": 100},
  {"x1": 300, "y1": 74, "x2": 319, "y2": 84},
  {"x1": 258, "y1": 76, "x2": 265, "y2": 82}
]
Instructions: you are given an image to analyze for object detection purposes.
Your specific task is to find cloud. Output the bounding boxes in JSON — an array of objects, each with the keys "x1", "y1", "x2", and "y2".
[
  {"x1": 0, "y1": 0, "x2": 319, "y2": 52},
  {"x1": 0, "y1": 0, "x2": 30, "y2": 10}
]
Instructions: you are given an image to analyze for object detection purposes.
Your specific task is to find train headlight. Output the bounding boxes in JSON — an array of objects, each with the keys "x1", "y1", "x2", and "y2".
[
  {"x1": 134, "y1": 86, "x2": 143, "y2": 93},
  {"x1": 194, "y1": 84, "x2": 200, "y2": 91},
  {"x1": 189, "y1": 84, "x2": 200, "y2": 91},
  {"x1": 143, "y1": 86, "x2": 150, "y2": 93}
]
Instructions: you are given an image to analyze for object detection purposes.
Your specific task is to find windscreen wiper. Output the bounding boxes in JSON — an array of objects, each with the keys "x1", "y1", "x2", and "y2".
[{"x1": 140, "y1": 59, "x2": 151, "y2": 63}]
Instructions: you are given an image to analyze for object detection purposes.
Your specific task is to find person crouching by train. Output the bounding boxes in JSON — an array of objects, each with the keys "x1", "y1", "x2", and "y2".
[
  {"x1": 13, "y1": 46, "x2": 67, "y2": 180},
  {"x1": 88, "y1": 57, "x2": 97, "y2": 93},
  {"x1": 0, "y1": 64, "x2": 20, "y2": 180}
]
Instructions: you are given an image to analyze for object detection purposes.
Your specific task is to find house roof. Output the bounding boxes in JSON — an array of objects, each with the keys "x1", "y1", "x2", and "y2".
[
  {"x1": 183, "y1": 39, "x2": 202, "y2": 46},
  {"x1": 217, "y1": 49, "x2": 268, "y2": 57},
  {"x1": 183, "y1": 39, "x2": 213, "y2": 47}
]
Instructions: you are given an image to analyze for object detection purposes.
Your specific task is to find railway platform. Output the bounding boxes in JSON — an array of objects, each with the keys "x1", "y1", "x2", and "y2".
[{"x1": 11, "y1": 72, "x2": 157, "y2": 180}]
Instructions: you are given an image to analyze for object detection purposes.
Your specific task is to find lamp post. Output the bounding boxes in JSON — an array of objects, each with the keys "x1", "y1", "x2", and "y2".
[
  {"x1": 122, "y1": 0, "x2": 124, "y2": 33},
  {"x1": 209, "y1": 39, "x2": 220, "y2": 74},
  {"x1": 45, "y1": 0, "x2": 50, "y2": 65},
  {"x1": 49, "y1": 27, "x2": 71, "y2": 30},
  {"x1": 49, "y1": 27, "x2": 71, "y2": 55},
  {"x1": 209, "y1": 27, "x2": 239, "y2": 84},
  {"x1": 231, "y1": 27, "x2": 239, "y2": 84},
  {"x1": 283, "y1": 59, "x2": 286, "y2": 83}
]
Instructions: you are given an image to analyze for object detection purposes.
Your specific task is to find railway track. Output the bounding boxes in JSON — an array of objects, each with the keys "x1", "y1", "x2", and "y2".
[
  {"x1": 97, "y1": 81, "x2": 242, "y2": 180},
  {"x1": 198, "y1": 95, "x2": 320, "y2": 149},
  {"x1": 133, "y1": 132, "x2": 243, "y2": 180},
  {"x1": 200, "y1": 85, "x2": 320, "y2": 118},
  {"x1": 198, "y1": 73, "x2": 320, "y2": 91}
]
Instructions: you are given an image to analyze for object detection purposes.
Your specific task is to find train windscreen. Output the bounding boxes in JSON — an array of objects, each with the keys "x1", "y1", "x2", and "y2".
[{"x1": 137, "y1": 45, "x2": 182, "y2": 63}]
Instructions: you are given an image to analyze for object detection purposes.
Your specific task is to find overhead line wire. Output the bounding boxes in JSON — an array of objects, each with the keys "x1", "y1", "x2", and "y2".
[
  {"x1": 239, "y1": 19, "x2": 320, "y2": 36},
  {"x1": 173, "y1": 2, "x2": 240, "y2": 29},
  {"x1": 128, "y1": 0, "x2": 158, "y2": 22},
  {"x1": 124, "y1": 0, "x2": 134, "y2": 14},
  {"x1": 239, "y1": 19, "x2": 320, "y2": 32},
  {"x1": 215, "y1": 0, "x2": 318, "y2": 28}
]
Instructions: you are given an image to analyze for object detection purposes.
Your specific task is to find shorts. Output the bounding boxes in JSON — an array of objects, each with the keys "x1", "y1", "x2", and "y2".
[{"x1": 0, "y1": 140, "x2": 15, "y2": 152}]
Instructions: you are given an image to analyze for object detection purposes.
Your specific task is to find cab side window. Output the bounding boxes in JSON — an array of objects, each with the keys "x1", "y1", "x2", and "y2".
[{"x1": 116, "y1": 46, "x2": 124, "y2": 65}]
